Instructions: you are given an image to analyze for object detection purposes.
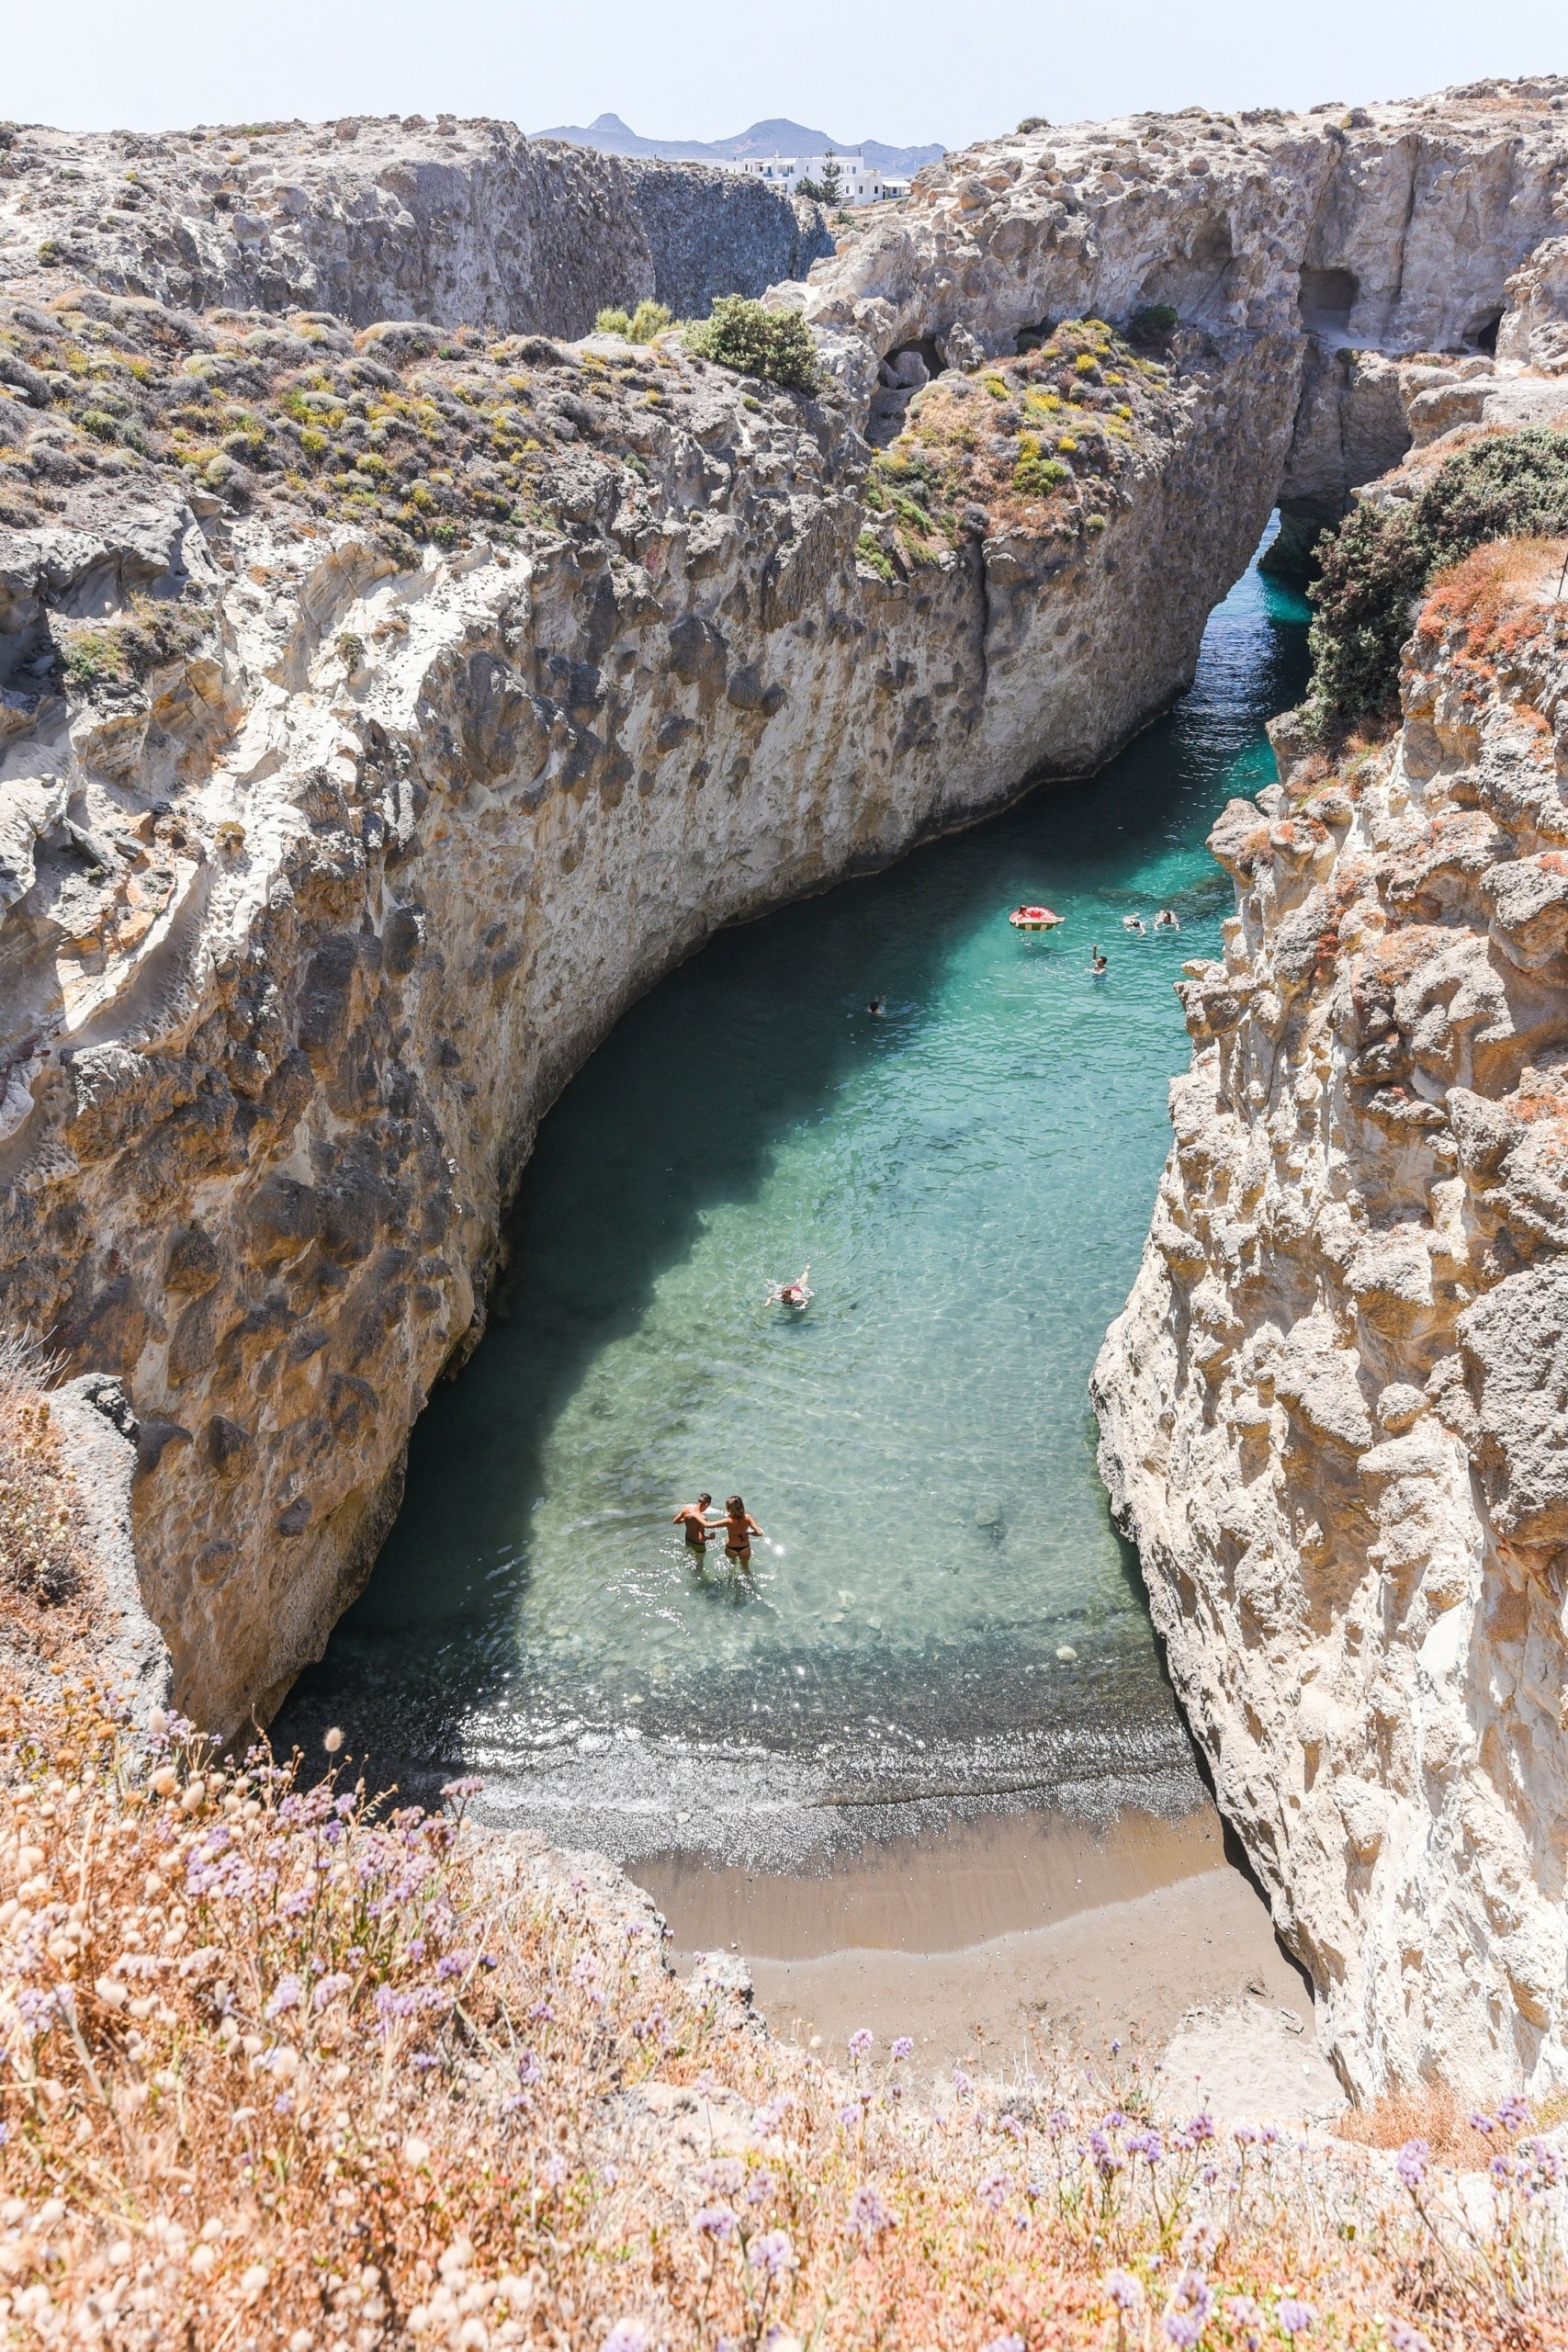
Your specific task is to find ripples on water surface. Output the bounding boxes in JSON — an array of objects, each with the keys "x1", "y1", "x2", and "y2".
[{"x1": 279, "y1": 540, "x2": 1311, "y2": 1864}]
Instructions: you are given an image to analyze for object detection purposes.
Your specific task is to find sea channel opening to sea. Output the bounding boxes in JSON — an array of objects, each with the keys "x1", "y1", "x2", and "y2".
[{"x1": 278, "y1": 531, "x2": 1311, "y2": 1879}]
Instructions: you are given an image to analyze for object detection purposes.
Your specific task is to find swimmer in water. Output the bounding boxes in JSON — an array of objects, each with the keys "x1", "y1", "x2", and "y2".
[
  {"x1": 868, "y1": 997, "x2": 886, "y2": 1016},
  {"x1": 718, "y1": 1494, "x2": 766, "y2": 1567},
  {"x1": 671, "y1": 1492, "x2": 722, "y2": 1552},
  {"x1": 767, "y1": 1264, "x2": 812, "y2": 1307},
  {"x1": 1122, "y1": 913, "x2": 1145, "y2": 934},
  {"x1": 1154, "y1": 908, "x2": 1180, "y2": 929},
  {"x1": 1089, "y1": 945, "x2": 1108, "y2": 976}
]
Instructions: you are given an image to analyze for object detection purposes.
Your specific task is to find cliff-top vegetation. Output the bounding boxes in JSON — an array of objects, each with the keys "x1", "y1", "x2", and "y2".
[
  {"x1": 859, "y1": 318, "x2": 1179, "y2": 579},
  {"x1": 1303, "y1": 427, "x2": 1568, "y2": 738}
]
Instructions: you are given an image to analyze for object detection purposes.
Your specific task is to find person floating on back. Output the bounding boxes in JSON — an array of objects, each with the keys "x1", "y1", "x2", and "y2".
[
  {"x1": 671, "y1": 1492, "x2": 722, "y2": 1552},
  {"x1": 719, "y1": 1494, "x2": 766, "y2": 1567},
  {"x1": 1154, "y1": 908, "x2": 1180, "y2": 929},
  {"x1": 768, "y1": 1265, "x2": 812, "y2": 1307},
  {"x1": 1122, "y1": 913, "x2": 1145, "y2": 933}
]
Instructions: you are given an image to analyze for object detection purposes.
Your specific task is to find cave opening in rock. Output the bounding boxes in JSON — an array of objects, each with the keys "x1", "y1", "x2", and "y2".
[
  {"x1": 1298, "y1": 266, "x2": 1359, "y2": 335},
  {"x1": 1467, "y1": 308, "x2": 1503, "y2": 354}
]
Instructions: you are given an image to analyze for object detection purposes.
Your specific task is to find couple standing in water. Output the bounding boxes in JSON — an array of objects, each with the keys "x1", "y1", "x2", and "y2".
[{"x1": 672, "y1": 1492, "x2": 767, "y2": 1567}]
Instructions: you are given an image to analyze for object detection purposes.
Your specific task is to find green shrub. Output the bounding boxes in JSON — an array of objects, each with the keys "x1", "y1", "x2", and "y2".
[
  {"x1": 1304, "y1": 426, "x2": 1568, "y2": 734},
  {"x1": 684, "y1": 297, "x2": 819, "y2": 392},
  {"x1": 1014, "y1": 435, "x2": 1068, "y2": 498},
  {"x1": 79, "y1": 409, "x2": 118, "y2": 441},
  {"x1": 856, "y1": 526, "x2": 896, "y2": 582},
  {"x1": 594, "y1": 307, "x2": 633, "y2": 337},
  {"x1": 1017, "y1": 116, "x2": 1051, "y2": 133},
  {"x1": 628, "y1": 300, "x2": 672, "y2": 344},
  {"x1": 1130, "y1": 304, "x2": 1178, "y2": 343}
]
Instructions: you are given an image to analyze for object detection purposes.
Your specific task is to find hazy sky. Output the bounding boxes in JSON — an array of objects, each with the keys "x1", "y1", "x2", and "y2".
[{"x1": 6, "y1": 0, "x2": 1564, "y2": 150}]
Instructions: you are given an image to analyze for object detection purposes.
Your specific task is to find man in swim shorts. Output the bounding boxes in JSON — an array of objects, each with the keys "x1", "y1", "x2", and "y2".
[
  {"x1": 672, "y1": 1492, "x2": 721, "y2": 1552},
  {"x1": 718, "y1": 1494, "x2": 766, "y2": 1567}
]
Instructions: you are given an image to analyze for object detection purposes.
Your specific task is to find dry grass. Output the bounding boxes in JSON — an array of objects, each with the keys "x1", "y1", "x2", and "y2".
[
  {"x1": 3, "y1": 1367, "x2": 1566, "y2": 2350},
  {"x1": 1416, "y1": 537, "x2": 1566, "y2": 673}
]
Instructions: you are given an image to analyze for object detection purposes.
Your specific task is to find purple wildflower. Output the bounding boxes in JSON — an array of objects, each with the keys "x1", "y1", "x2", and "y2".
[
  {"x1": 1105, "y1": 2270, "x2": 1144, "y2": 2312},
  {"x1": 952, "y1": 2068, "x2": 972, "y2": 2098},
  {"x1": 1497, "y1": 2090, "x2": 1532, "y2": 2132},
  {"x1": 1468, "y1": 2109, "x2": 1496, "y2": 2135},
  {"x1": 263, "y1": 1973, "x2": 301, "y2": 2021},
  {"x1": 599, "y1": 2325, "x2": 645, "y2": 2352},
  {"x1": 838, "y1": 2103, "x2": 863, "y2": 2129},
  {"x1": 1386, "y1": 2324, "x2": 1433, "y2": 2352},
  {"x1": 748, "y1": 2230, "x2": 793, "y2": 2277},
  {"x1": 1088, "y1": 2130, "x2": 1122, "y2": 2181},
  {"x1": 1276, "y1": 2301, "x2": 1314, "y2": 2337},
  {"x1": 978, "y1": 2169, "x2": 1010, "y2": 2212},
  {"x1": 694, "y1": 2205, "x2": 737, "y2": 2241},
  {"x1": 745, "y1": 2167, "x2": 774, "y2": 2206},
  {"x1": 1163, "y1": 2267, "x2": 1213, "y2": 2348},
  {"x1": 982, "y1": 2337, "x2": 1024, "y2": 2352},
  {"x1": 848, "y1": 2028, "x2": 874, "y2": 2059},
  {"x1": 1224, "y1": 2295, "x2": 1262, "y2": 2350},
  {"x1": 311, "y1": 1973, "x2": 351, "y2": 2012},
  {"x1": 891, "y1": 2036, "x2": 914, "y2": 2060},
  {"x1": 436, "y1": 1953, "x2": 469, "y2": 1981},
  {"x1": 542, "y1": 2154, "x2": 568, "y2": 2188},
  {"x1": 517, "y1": 2050, "x2": 543, "y2": 2086},
  {"x1": 1127, "y1": 2127, "x2": 1163, "y2": 2165},
  {"x1": 851, "y1": 2184, "x2": 893, "y2": 2238},
  {"x1": 441, "y1": 1776, "x2": 485, "y2": 1800},
  {"x1": 1396, "y1": 2138, "x2": 1429, "y2": 2191}
]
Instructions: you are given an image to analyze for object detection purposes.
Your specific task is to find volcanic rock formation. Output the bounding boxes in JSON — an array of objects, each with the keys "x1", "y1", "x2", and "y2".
[
  {"x1": 1094, "y1": 507, "x2": 1568, "y2": 2101},
  {"x1": 0, "y1": 117, "x2": 831, "y2": 336},
  {"x1": 2, "y1": 86, "x2": 1568, "y2": 2116}
]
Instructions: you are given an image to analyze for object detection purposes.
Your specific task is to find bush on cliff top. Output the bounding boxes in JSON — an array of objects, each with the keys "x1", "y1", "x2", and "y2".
[
  {"x1": 1305, "y1": 426, "x2": 1568, "y2": 736},
  {"x1": 592, "y1": 300, "x2": 672, "y2": 345},
  {"x1": 683, "y1": 295, "x2": 819, "y2": 392}
]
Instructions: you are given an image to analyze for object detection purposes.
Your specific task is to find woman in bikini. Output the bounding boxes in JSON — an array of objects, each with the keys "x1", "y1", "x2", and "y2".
[{"x1": 718, "y1": 1494, "x2": 766, "y2": 1567}]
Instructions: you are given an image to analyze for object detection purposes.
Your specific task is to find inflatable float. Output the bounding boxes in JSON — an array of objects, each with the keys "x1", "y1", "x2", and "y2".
[{"x1": 1009, "y1": 905, "x2": 1064, "y2": 931}]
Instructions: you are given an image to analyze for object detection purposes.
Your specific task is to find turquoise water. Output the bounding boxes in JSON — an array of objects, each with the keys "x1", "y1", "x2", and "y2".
[{"x1": 280, "y1": 541, "x2": 1310, "y2": 1863}]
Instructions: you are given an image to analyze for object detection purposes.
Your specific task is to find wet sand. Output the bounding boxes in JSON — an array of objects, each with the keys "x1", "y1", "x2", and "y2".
[{"x1": 635, "y1": 1800, "x2": 1320, "y2": 2086}]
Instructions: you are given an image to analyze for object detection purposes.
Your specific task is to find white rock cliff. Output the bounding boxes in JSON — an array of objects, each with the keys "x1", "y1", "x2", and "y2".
[{"x1": 1095, "y1": 524, "x2": 1568, "y2": 2102}]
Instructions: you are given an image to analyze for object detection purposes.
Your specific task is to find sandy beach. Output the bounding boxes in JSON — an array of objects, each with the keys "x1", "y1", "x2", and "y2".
[{"x1": 635, "y1": 1800, "x2": 1339, "y2": 2114}]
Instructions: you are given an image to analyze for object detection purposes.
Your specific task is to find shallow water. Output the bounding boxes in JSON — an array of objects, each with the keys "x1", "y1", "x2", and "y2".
[{"x1": 279, "y1": 537, "x2": 1310, "y2": 1866}]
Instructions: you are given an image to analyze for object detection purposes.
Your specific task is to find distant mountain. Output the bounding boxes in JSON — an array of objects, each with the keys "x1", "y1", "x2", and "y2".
[{"x1": 534, "y1": 111, "x2": 944, "y2": 177}]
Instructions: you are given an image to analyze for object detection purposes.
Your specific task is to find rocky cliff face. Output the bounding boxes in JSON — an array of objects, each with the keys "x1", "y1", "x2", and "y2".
[
  {"x1": 1094, "y1": 491, "x2": 1568, "y2": 2101},
  {"x1": 0, "y1": 118, "x2": 830, "y2": 336},
  {"x1": 0, "y1": 279, "x2": 1280, "y2": 1738},
  {"x1": 3, "y1": 81, "x2": 1568, "y2": 1810},
  {"x1": 799, "y1": 81, "x2": 1568, "y2": 527}
]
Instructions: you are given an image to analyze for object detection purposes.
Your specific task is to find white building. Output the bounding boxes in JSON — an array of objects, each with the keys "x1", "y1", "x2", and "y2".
[{"x1": 734, "y1": 153, "x2": 901, "y2": 207}]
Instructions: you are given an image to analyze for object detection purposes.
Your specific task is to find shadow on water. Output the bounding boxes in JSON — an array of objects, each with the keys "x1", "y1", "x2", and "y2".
[{"x1": 278, "y1": 540, "x2": 1311, "y2": 1830}]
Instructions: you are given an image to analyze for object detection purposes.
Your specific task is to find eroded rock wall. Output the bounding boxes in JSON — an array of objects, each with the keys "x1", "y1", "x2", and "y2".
[
  {"x1": 0, "y1": 286, "x2": 1282, "y2": 1739},
  {"x1": 0, "y1": 119, "x2": 829, "y2": 336},
  {"x1": 1094, "y1": 517, "x2": 1568, "y2": 2101},
  {"x1": 4, "y1": 77, "x2": 1568, "y2": 1779}
]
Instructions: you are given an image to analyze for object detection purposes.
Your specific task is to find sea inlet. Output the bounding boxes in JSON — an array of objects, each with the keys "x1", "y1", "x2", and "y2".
[{"x1": 279, "y1": 537, "x2": 1311, "y2": 1937}]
